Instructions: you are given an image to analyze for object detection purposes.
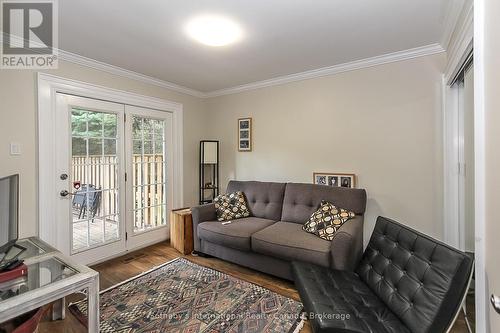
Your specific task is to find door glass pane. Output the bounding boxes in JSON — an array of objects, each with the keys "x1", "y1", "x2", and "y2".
[
  {"x1": 132, "y1": 115, "x2": 167, "y2": 232},
  {"x1": 72, "y1": 137, "x2": 86, "y2": 156},
  {"x1": 103, "y1": 113, "x2": 117, "y2": 138},
  {"x1": 71, "y1": 108, "x2": 120, "y2": 253},
  {"x1": 72, "y1": 221, "x2": 88, "y2": 252},
  {"x1": 104, "y1": 139, "x2": 117, "y2": 155},
  {"x1": 87, "y1": 112, "x2": 103, "y2": 137}
]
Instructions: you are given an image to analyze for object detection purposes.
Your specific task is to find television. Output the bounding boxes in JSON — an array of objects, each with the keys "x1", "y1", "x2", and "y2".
[{"x1": 0, "y1": 174, "x2": 19, "y2": 257}]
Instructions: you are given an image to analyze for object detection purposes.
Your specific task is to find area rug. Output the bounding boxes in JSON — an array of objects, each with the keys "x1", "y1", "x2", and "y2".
[{"x1": 69, "y1": 258, "x2": 304, "y2": 333}]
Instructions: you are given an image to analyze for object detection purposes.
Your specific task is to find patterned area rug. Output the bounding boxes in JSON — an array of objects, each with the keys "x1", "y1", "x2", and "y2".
[{"x1": 69, "y1": 258, "x2": 304, "y2": 333}]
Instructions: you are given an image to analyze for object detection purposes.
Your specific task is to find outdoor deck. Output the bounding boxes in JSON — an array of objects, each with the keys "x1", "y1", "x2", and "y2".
[{"x1": 72, "y1": 216, "x2": 119, "y2": 252}]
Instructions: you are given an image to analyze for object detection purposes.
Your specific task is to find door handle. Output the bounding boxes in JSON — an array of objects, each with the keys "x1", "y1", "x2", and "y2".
[
  {"x1": 60, "y1": 190, "x2": 77, "y2": 197},
  {"x1": 491, "y1": 294, "x2": 500, "y2": 314}
]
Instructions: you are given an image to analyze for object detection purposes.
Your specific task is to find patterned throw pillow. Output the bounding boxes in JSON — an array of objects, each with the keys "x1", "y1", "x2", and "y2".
[
  {"x1": 214, "y1": 191, "x2": 251, "y2": 221},
  {"x1": 303, "y1": 200, "x2": 356, "y2": 240}
]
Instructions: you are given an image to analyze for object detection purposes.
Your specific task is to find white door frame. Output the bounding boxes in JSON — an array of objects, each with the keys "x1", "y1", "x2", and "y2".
[
  {"x1": 443, "y1": 0, "x2": 474, "y2": 249},
  {"x1": 443, "y1": 2, "x2": 488, "y2": 330},
  {"x1": 37, "y1": 73, "x2": 183, "y2": 261},
  {"x1": 473, "y1": 0, "x2": 487, "y2": 330}
]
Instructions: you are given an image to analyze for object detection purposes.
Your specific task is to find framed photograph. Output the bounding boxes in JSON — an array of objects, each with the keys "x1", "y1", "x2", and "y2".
[
  {"x1": 239, "y1": 140, "x2": 250, "y2": 150},
  {"x1": 240, "y1": 130, "x2": 249, "y2": 139},
  {"x1": 238, "y1": 117, "x2": 252, "y2": 152},
  {"x1": 328, "y1": 176, "x2": 338, "y2": 186},
  {"x1": 315, "y1": 175, "x2": 327, "y2": 185},
  {"x1": 313, "y1": 172, "x2": 356, "y2": 188}
]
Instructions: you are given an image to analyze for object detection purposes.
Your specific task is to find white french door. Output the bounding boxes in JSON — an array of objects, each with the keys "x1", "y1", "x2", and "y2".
[
  {"x1": 56, "y1": 94, "x2": 126, "y2": 264},
  {"x1": 125, "y1": 105, "x2": 173, "y2": 249},
  {"x1": 55, "y1": 94, "x2": 172, "y2": 264}
]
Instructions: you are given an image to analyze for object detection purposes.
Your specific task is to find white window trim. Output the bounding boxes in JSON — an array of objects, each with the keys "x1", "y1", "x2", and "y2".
[{"x1": 36, "y1": 72, "x2": 183, "y2": 248}]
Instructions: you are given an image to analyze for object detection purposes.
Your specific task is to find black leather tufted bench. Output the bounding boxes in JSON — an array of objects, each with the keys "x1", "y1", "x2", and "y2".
[{"x1": 292, "y1": 216, "x2": 474, "y2": 333}]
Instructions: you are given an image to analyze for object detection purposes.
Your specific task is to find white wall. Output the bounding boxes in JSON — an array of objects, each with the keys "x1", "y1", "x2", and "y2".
[
  {"x1": 483, "y1": 0, "x2": 500, "y2": 329},
  {"x1": 0, "y1": 60, "x2": 208, "y2": 237},
  {"x1": 206, "y1": 54, "x2": 446, "y2": 242}
]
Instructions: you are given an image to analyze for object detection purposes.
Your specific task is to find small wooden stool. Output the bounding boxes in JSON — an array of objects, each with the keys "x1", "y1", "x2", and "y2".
[{"x1": 170, "y1": 208, "x2": 194, "y2": 255}]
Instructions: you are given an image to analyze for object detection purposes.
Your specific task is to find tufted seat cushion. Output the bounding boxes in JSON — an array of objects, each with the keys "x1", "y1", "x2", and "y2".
[
  {"x1": 251, "y1": 222, "x2": 331, "y2": 267},
  {"x1": 227, "y1": 180, "x2": 286, "y2": 221},
  {"x1": 292, "y1": 262, "x2": 410, "y2": 333},
  {"x1": 293, "y1": 216, "x2": 474, "y2": 333},
  {"x1": 356, "y1": 217, "x2": 473, "y2": 333},
  {"x1": 197, "y1": 217, "x2": 276, "y2": 251}
]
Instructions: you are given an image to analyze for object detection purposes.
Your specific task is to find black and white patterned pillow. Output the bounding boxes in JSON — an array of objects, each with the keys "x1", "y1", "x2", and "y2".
[
  {"x1": 214, "y1": 191, "x2": 251, "y2": 221},
  {"x1": 303, "y1": 200, "x2": 355, "y2": 240}
]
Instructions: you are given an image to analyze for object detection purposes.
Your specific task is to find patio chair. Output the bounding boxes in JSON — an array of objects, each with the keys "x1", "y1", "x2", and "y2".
[{"x1": 72, "y1": 184, "x2": 102, "y2": 221}]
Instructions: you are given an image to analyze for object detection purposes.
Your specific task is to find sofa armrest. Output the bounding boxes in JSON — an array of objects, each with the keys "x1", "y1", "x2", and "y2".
[
  {"x1": 191, "y1": 203, "x2": 217, "y2": 251},
  {"x1": 330, "y1": 215, "x2": 364, "y2": 271}
]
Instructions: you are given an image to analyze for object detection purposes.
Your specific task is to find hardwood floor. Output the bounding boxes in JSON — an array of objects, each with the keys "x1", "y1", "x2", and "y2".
[{"x1": 39, "y1": 242, "x2": 474, "y2": 333}]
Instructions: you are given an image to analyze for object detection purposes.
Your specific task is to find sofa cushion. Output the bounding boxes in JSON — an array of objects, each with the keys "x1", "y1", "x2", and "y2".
[
  {"x1": 251, "y1": 222, "x2": 331, "y2": 267},
  {"x1": 281, "y1": 183, "x2": 367, "y2": 224},
  {"x1": 197, "y1": 217, "x2": 275, "y2": 251},
  {"x1": 303, "y1": 200, "x2": 356, "y2": 241},
  {"x1": 292, "y1": 261, "x2": 410, "y2": 333},
  {"x1": 214, "y1": 191, "x2": 250, "y2": 221},
  {"x1": 226, "y1": 180, "x2": 286, "y2": 221}
]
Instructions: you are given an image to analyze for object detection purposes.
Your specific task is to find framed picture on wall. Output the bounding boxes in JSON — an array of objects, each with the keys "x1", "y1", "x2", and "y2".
[
  {"x1": 313, "y1": 172, "x2": 356, "y2": 188},
  {"x1": 238, "y1": 117, "x2": 252, "y2": 152}
]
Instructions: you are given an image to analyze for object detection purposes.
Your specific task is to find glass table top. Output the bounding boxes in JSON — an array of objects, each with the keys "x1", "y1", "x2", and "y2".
[
  {"x1": 16, "y1": 238, "x2": 57, "y2": 260},
  {"x1": 0, "y1": 257, "x2": 79, "y2": 302}
]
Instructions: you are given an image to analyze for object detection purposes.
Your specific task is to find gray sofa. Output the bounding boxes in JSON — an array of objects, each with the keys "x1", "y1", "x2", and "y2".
[{"x1": 191, "y1": 180, "x2": 367, "y2": 280}]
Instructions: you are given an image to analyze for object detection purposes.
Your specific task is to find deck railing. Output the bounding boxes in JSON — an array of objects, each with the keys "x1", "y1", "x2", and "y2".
[{"x1": 71, "y1": 155, "x2": 165, "y2": 228}]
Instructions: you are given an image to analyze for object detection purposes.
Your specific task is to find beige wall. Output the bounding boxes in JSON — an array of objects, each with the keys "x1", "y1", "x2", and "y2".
[
  {"x1": 0, "y1": 60, "x2": 208, "y2": 237},
  {"x1": 206, "y1": 54, "x2": 446, "y2": 242},
  {"x1": 0, "y1": 53, "x2": 448, "y2": 246}
]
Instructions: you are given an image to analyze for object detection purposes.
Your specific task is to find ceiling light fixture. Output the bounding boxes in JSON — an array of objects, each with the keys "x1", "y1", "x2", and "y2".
[{"x1": 185, "y1": 15, "x2": 243, "y2": 47}]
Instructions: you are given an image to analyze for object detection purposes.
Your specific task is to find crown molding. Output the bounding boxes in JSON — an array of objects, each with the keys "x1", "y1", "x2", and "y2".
[
  {"x1": 0, "y1": 32, "x2": 205, "y2": 98},
  {"x1": 3, "y1": 32, "x2": 446, "y2": 99},
  {"x1": 441, "y1": 0, "x2": 468, "y2": 51},
  {"x1": 57, "y1": 50, "x2": 206, "y2": 98},
  {"x1": 203, "y1": 44, "x2": 445, "y2": 98},
  {"x1": 443, "y1": 1, "x2": 473, "y2": 82},
  {"x1": 60, "y1": 44, "x2": 446, "y2": 98}
]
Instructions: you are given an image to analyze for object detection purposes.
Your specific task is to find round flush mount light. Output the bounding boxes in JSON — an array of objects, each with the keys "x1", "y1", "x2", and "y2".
[{"x1": 185, "y1": 15, "x2": 243, "y2": 47}]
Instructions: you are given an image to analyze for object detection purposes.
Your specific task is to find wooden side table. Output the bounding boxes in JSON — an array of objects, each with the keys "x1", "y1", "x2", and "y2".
[{"x1": 170, "y1": 208, "x2": 194, "y2": 255}]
